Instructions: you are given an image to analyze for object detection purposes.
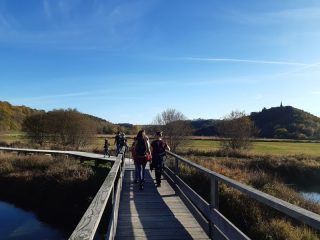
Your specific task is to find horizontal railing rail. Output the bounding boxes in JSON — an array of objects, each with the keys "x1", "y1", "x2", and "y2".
[
  {"x1": 0, "y1": 146, "x2": 125, "y2": 240},
  {"x1": 69, "y1": 147, "x2": 126, "y2": 240},
  {"x1": 165, "y1": 151, "x2": 320, "y2": 239}
]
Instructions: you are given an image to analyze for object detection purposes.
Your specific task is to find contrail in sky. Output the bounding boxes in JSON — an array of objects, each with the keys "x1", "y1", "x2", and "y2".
[{"x1": 182, "y1": 57, "x2": 310, "y2": 66}]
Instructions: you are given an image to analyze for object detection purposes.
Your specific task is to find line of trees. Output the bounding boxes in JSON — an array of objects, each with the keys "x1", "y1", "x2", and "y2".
[
  {"x1": 151, "y1": 109, "x2": 256, "y2": 152},
  {"x1": 23, "y1": 109, "x2": 96, "y2": 149}
]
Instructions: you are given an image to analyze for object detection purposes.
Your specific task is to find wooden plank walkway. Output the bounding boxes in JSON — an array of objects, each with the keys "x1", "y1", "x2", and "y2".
[{"x1": 115, "y1": 160, "x2": 209, "y2": 240}]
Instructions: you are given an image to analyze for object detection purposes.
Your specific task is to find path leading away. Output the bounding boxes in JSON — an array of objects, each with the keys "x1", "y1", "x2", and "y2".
[{"x1": 115, "y1": 160, "x2": 209, "y2": 240}]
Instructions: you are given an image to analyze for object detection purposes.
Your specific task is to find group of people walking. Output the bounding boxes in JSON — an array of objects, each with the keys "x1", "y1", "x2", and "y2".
[
  {"x1": 103, "y1": 129, "x2": 170, "y2": 190},
  {"x1": 130, "y1": 129, "x2": 170, "y2": 190},
  {"x1": 103, "y1": 131, "x2": 127, "y2": 158}
]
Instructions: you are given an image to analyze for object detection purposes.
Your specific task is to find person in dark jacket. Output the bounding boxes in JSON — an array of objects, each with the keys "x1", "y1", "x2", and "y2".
[
  {"x1": 134, "y1": 129, "x2": 151, "y2": 190},
  {"x1": 151, "y1": 131, "x2": 170, "y2": 187}
]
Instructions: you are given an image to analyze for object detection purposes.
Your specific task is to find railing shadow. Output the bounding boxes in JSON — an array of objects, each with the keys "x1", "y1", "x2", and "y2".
[{"x1": 116, "y1": 164, "x2": 196, "y2": 239}]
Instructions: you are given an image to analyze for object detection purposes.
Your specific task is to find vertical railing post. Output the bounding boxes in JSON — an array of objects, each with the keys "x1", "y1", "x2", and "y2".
[
  {"x1": 110, "y1": 186, "x2": 115, "y2": 239},
  {"x1": 210, "y1": 175, "x2": 221, "y2": 239}
]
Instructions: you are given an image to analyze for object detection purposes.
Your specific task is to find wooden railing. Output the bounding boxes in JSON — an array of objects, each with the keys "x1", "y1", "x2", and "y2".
[
  {"x1": 0, "y1": 146, "x2": 125, "y2": 240},
  {"x1": 69, "y1": 147, "x2": 126, "y2": 240},
  {"x1": 2, "y1": 146, "x2": 320, "y2": 239},
  {"x1": 164, "y1": 151, "x2": 320, "y2": 240}
]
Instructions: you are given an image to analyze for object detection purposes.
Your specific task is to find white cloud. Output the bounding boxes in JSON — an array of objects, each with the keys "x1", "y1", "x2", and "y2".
[{"x1": 181, "y1": 57, "x2": 309, "y2": 66}]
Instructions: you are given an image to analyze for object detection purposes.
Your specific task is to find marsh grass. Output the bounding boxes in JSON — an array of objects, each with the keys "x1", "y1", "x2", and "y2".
[
  {"x1": 0, "y1": 153, "x2": 111, "y2": 233},
  {"x1": 167, "y1": 153, "x2": 320, "y2": 239}
]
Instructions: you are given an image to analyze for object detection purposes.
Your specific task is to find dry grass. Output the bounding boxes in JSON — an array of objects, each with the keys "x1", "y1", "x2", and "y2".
[
  {"x1": 168, "y1": 153, "x2": 320, "y2": 239},
  {"x1": 0, "y1": 153, "x2": 93, "y2": 181},
  {"x1": 0, "y1": 153, "x2": 111, "y2": 233}
]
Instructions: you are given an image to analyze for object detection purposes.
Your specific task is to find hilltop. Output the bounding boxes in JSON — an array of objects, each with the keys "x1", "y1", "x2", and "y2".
[
  {"x1": 191, "y1": 106, "x2": 320, "y2": 139},
  {"x1": 0, "y1": 101, "x2": 42, "y2": 131},
  {"x1": 0, "y1": 101, "x2": 115, "y2": 134},
  {"x1": 250, "y1": 105, "x2": 320, "y2": 139}
]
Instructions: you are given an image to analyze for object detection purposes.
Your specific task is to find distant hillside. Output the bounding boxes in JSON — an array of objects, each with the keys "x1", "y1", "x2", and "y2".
[
  {"x1": 83, "y1": 113, "x2": 116, "y2": 134},
  {"x1": 189, "y1": 119, "x2": 220, "y2": 136},
  {"x1": 250, "y1": 106, "x2": 320, "y2": 139},
  {"x1": 0, "y1": 101, "x2": 116, "y2": 134},
  {"x1": 190, "y1": 106, "x2": 320, "y2": 139},
  {"x1": 0, "y1": 101, "x2": 42, "y2": 131}
]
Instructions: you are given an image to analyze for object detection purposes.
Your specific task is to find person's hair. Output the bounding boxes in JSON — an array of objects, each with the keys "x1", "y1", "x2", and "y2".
[
  {"x1": 136, "y1": 129, "x2": 145, "y2": 140},
  {"x1": 156, "y1": 131, "x2": 163, "y2": 137}
]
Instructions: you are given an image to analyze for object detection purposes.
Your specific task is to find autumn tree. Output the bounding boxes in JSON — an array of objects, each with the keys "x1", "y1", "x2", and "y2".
[
  {"x1": 218, "y1": 111, "x2": 256, "y2": 151},
  {"x1": 23, "y1": 109, "x2": 96, "y2": 149},
  {"x1": 152, "y1": 109, "x2": 192, "y2": 151},
  {"x1": 23, "y1": 113, "x2": 48, "y2": 146}
]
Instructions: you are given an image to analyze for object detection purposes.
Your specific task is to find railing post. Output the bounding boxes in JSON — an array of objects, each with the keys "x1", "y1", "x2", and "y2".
[
  {"x1": 210, "y1": 175, "x2": 221, "y2": 239},
  {"x1": 108, "y1": 186, "x2": 115, "y2": 240}
]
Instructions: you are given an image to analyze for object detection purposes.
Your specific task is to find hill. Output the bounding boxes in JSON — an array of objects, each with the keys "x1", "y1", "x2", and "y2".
[
  {"x1": 0, "y1": 101, "x2": 116, "y2": 134},
  {"x1": 189, "y1": 119, "x2": 220, "y2": 136},
  {"x1": 250, "y1": 106, "x2": 320, "y2": 139},
  {"x1": 190, "y1": 106, "x2": 320, "y2": 139},
  {"x1": 0, "y1": 101, "x2": 42, "y2": 131}
]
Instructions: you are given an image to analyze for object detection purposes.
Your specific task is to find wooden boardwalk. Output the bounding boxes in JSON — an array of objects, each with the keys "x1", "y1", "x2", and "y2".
[{"x1": 115, "y1": 160, "x2": 209, "y2": 240}]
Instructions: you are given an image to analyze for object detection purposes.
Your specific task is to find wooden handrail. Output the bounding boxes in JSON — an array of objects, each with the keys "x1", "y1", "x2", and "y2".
[
  {"x1": 165, "y1": 151, "x2": 320, "y2": 237},
  {"x1": 0, "y1": 147, "x2": 116, "y2": 162},
  {"x1": 69, "y1": 147, "x2": 126, "y2": 240},
  {"x1": 0, "y1": 146, "x2": 125, "y2": 240}
]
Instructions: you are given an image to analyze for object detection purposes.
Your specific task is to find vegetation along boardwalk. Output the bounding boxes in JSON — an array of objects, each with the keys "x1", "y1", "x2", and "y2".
[
  {"x1": 116, "y1": 159, "x2": 209, "y2": 240},
  {"x1": 1, "y1": 147, "x2": 320, "y2": 239}
]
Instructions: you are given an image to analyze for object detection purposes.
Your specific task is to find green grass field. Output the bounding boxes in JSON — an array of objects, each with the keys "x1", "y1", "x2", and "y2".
[
  {"x1": 178, "y1": 139, "x2": 320, "y2": 157},
  {"x1": 1, "y1": 132, "x2": 320, "y2": 157}
]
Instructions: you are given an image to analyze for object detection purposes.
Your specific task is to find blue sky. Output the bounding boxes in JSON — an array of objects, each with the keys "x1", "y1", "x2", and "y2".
[{"x1": 0, "y1": 0, "x2": 319, "y2": 124}]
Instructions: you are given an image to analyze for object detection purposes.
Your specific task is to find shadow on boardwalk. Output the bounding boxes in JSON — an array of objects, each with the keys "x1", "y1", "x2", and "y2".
[{"x1": 115, "y1": 161, "x2": 209, "y2": 240}]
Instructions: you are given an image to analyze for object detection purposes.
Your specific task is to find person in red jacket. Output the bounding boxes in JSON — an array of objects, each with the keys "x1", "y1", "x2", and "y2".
[
  {"x1": 134, "y1": 130, "x2": 151, "y2": 190},
  {"x1": 151, "y1": 131, "x2": 170, "y2": 187}
]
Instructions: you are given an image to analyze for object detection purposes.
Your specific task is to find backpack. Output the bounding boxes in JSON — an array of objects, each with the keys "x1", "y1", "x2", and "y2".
[
  {"x1": 135, "y1": 139, "x2": 147, "y2": 156},
  {"x1": 151, "y1": 140, "x2": 166, "y2": 157},
  {"x1": 119, "y1": 135, "x2": 126, "y2": 147}
]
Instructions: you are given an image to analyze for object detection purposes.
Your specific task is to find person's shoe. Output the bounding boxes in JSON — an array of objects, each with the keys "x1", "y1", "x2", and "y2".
[
  {"x1": 134, "y1": 179, "x2": 138, "y2": 184},
  {"x1": 156, "y1": 181, "x2": 161, "y2": 187},
  {"x1": 139, "y1": 183, "x2": 144, "y2": 190}
]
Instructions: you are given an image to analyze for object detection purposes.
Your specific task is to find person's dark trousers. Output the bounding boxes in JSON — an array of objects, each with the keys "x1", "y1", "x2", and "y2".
[
  {"x1": 154, "y1": 156, "x2": 165, "y2": 185},
  {"x1": 116, "y1": 144, "x2": 121, "y2": 155}
]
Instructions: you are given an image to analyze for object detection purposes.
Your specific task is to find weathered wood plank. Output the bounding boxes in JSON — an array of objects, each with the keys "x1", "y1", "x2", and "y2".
[
  {"x1": 69, "y1": 155, "x2": 122, "y2": 240},
  {"x1": 164, "y1": 167, "x2": 211, "y2": 235},
  {"x1": 115, "y1": 161, "x2": 209, "y2": 239},
  {"x1": 209, "y1": 209, "x2": 250, "y2": 240},
  {"x1": 115, "y1": 229, "x2": 209, "y2": 240}
]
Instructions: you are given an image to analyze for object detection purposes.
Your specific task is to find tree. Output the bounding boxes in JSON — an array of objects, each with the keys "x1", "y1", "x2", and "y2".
[
  {"x1": 23, "y1": 113, "x2": 48, "y2": 146},
  {"x1": 152, "y1": 109, "x2": 192, "y2": 151},
  {"x1": 23, "y1": 109, "x2": 96, "y2": 149},
  {"x1": 218, "y1": 111, "x2": 256, "y2": 151},
  {"x1": 46, "y1": 109, "x2": 96, "y2": 149},
  {"x1": 274, "y1": 128, "x2": 288, "y2": 138}
]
